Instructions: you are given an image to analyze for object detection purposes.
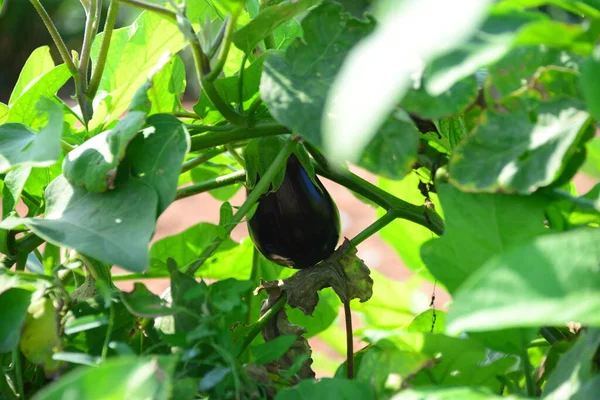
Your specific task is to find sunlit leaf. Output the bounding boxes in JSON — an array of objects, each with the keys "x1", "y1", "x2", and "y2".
[{"x1": 9, "y1": 46, "x2": 55, "y2": 106}]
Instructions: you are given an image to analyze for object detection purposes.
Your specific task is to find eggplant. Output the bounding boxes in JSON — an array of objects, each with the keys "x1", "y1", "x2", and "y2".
[{"x1": 247, "y1": 154, "x2": 341, "y2": 269}]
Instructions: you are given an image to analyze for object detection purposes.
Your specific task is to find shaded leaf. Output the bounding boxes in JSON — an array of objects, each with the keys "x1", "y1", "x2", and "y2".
[
  {"x1": 275, "y1": 378, "x2": 375, "y2": 399},
  {"x1": 421, "y1": 183, "x2": 549, "y2": 294},
  {"x1": 0, "y1": 97, "x2": 63, "y2": 173},
  {"x1": 120, "y1": 282, "x2": 179, "y2": 318},
  {"x1": 252, "y1": 334, "x2": 297, "y2": 365},
  {"x1": 2, "y1": 166, "x2": 31, "y2": 217},
  {"x1": 0, "y1": 288, "x2": 32, "y2": 352},
  {"x1": 581, "y1": 46, "x2": 600, "y2": 122},
  {"x1": 447, "y1": 228, "x2": 600, "y2": 334}
]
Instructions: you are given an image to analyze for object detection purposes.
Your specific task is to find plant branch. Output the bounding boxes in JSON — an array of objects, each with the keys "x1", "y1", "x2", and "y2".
[
  {"x1": 350, "y1": 211, "x2": 397, "y2": 247},
  {"x1": 314, "y1": 163, "x2": 445, "y2": 236},
  {"x1": 184, "y1": 139, "x2": 295, "y2": 276},
  {"x1": 172, "y1": 111, "x2": 201, "y2": 119},
  {"x1": 88, "y1": 0, "x2": 120, "y2": 99},
  {"x1": 117, "y1": 0, "x2": 176, "y2": 21},
  {"x1": 343, "y1": 300, "x2": 354, "y2": 379},
  {"x1": 79, "y1": 0, "x2": 101, "y2": 88},
  {"x1": 16, "y1": 233, "x2": 45, "y2": 255},
  {"x1": 226, "y1": 144, "x2": 246, "y2": 168},
  {"x1": 29, "y1": 0, "x2": 78, "y2": 75},
  {"x1": 175, "y1": 170, "x2": 246, "y2": 200},
  {"x1": 186, "y1": 124, "x2": 234, "y2": 133},
  {"x1": 237, "y1": 294, "x2": 288, "y2": 357},
  {"x1": 207, "y1": 18, "x2": 228, "y2": 59},
  {"x1": 190, "y1": 121, "x2": 289, "y2": 151},
  {"x1": 521, "y1": 347, "x2": 535, "y2": 397},
  {"x1": 205, "y1": 12, "x2": 239, "y2": 82},
  {"x1": 180, "y1": 147, "x2": 227, "y2": 173},
  {"x1": 201, "y1": 81, "x2": 247, "y2": 125},
  {"x1": 12, "y1": 349, "x2": 24, "y2": 400}
]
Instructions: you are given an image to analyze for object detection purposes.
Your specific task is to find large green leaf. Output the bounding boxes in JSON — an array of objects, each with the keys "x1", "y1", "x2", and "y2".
[
  {"x1": 0, "y1": 288, "x2": 32, "y2": 353},
  {"x1": 6, "y1": 65, "x2": 70, "y2": 126},
  {"x1": 421, "y1": 183, "x2": 549, "y2": 294},
  {"x1": 377, "y1": 172, "x2": 442, "y2": 280},
  {"x1": 447, "y1": 228, "x2": 600, "y2": 334},
  {"x1": 89, "y1": 12, "x2": 186, "y2": 129},
  {"x1": 287, "y1": 288, "x2": 339, "y2": 338},
  {"x1": 449, "y1": 98, "x2": 590, "y2": 194},
  {"x1": 63, "y1": 84, "x2": 150, "y2": 193},
  {"x1": 148, "y1": 55, "x2": 186, "y2": 115},
  {"x1": 358, "y1": 115, "x2": 420, "y2": 180},
  {"x1": 322, "y1": 0, "x2": 491, "y2": 163},
  {"x1": 275, "y1": 378, "x2": 375, "y2": 399},
  {"x1": 9, "y1": 46, "x2": 55, "y2": 106},
  {"x1": 126, "y1": 114, "x2": 190, "y2": 214},
  {"x1": 31, "y1": 356, "x2": 176, "y2": 400},
  {"x1": 0, "y1": 103, "x2": 8, "y2": 124},
  {"x1": 260, "y1": 2, "x2": 374, "y2": 149},
  {"x1": 544, "y1": 328, "x2": 600, "y2": 399},
  {"x1": 0, "y1": 97, "x2": 63, "y2": 173},
  {"x1": 2, "y1": 166, "x2": 31, "y2": 217},
  {"x1": 233, "y1": 0, "x2": 320, "y2": 53},
  {"x1": 581, "y1": 46, "x2": 600, "y2": 122},
  {"x1": 391, "y1": 386, "x2": 518, "y2": 400},
  {"x1": 1, "y1": 175, "x2": 158, "y2": 272}
]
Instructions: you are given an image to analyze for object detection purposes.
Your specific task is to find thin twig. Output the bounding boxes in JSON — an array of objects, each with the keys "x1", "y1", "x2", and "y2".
[
  {"x1": 88, "y1": 0, "x2": 120, "y2": 98},
  {"x1": 344, "y1": 300, "x2": 354, "y2": 379}
]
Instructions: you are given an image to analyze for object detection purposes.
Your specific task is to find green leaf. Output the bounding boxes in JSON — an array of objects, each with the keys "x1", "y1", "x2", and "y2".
[
  {"x1": 252, "y1": 335, "x2": 297, "y2": 365},
  {"x1": 233, "y1": 0, "x2": 320, "y2": 53},
  {"x1": 358, "y1": 115, "x2": 420, "y2": 180},
  {"x1": 260, "y1": 2, "x2": 375, "y2": 150},
  {"x1": 0, "y1": 288, "x2": 32, "y2": 353},
  {"x1": 275, "y1": 378, "x2": 375, "y2": 399},
  {"x1": 63, "y1": 314, "x2": 109, "y2": 335},
  {"x1": 31, "y1": 356, "x2": 176, "y2": 400},
  {"x1": 89, "y1": 11, "x2": 186, "y2": 129},
  {"x1": 447, "y1": 228, "x2": 600, "y2": 334},
  {"x1": 377, "y1": 172, "x2": 442, "y2": 280},
  {"x1": 0, "y1": 98, "x2": 63, "y2": 173},
  {"x1": 544, "y1": 328, "x2": 600, "y2": 399},
  {"x1": 0, "y1": 102, "x2": 8, "y2": 124},
  {"x1": 581, "y1": 46, "x2": 600, "y2": 122},
  {"x1": 150, "y1": 223, "x2": 240, "y2": 276},
  {"x1": 63, "y1": 84, "x2": 150, "y2": 192},
  {"x1": 401, "y1": 75, "x2": 479, "y2": 119},
  {"x1": 6, "y1": 65, "x2": 70, "y2": 126},
  {"x1": 2, "y1": 166, "x2": 31, "y2": 217},
  {"x1": 120, "y1": 282, "x2": 179, "y2": 318},
  {"x1": 1, "y1": 175, "x2": 158, "y2": 272},
  {"x1": 391, "y1": 386, "x2": 515, "y2": 400},
  {"x1": 421, "y1": 183, "x2": 549, "y2": 294},
  {"x1": 287, "y1": 287, "x2": 339, "y2": 338},
  {"x1": 405, "y1": 309, "x2": 446, "y2": 334},
  {"x1": 449, "y1": 98, "x2": 591, "y2": 194},
  {"x1": 582, "y1": 137, "x2": 600, "y2": 177},
  {"x1": 126, "y1": 114, "x2": 190, "y2": 214},
  {"x1": 148, "y1": 55, "x2": 186, "y2": 115},
  {"x1": 322, "y1": 0, "x2": 491, "y2": 164},
  {"x1": 20, "y1": 296, "x2": 60, "y2": 372},
  {"x1": 9, "y1": 46, "x2": 55, "y2": 106}
]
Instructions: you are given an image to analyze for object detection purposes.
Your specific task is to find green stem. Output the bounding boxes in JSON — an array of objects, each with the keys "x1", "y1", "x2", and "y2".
[
  {"x1": 88, "y1": 0, "x2": 120, "y2": 99},
  {"x1": 190, "y1": 121, "x2": 289, "y2": 151},
  {"x1": 207, "y1": 18, "x2": 228, "y2": 59},
  {"x1": 314, "y1": 163, "x2": 445, "y2": 236},
  {"x1": 246, "y1": 97, "x2": 263, "y2": 126},
  {"x1": 172, "y1": 111, "x2": 201, "y2": 119},
  {"x1": 226, "y1": 144, "x2": 246, "y2": 168},
  {"x1": 180, "y1": 147, "x2": 227, "y2": 173},
  {"x1": 205, "y1": 12, "x2": 239, "y2": 82},
  {"x1": 79, "y1": 0, "x2": 101, "y2": 87},
  {"x1": 350, "y1": 211, "x2": 397, "y2": 247},
  {"x1": 237, "y1": 53, "x2": 249, "y2": 113},
  {"x1": 0, "y1": 361, "x2": 17, "y2": 400},
  {"x1": 12, "y1": 349, "x2": 24, "y2": 400},
  {"x1": 184, "y1": 139, "x2": 295, "y2": 276},
  {"x1": 201, "y1": 80, "x2": 247, "y2": 125},
  {"x1": 117, "y1": 0, "x2": 176, "y2": 21},
  {"x1": 29, "y1": 0, "x2": 78, "y2": 75},
  {"x1": 247, "y1": 248, "x2": 260, "y2": 325},
  {"x1": 175, "y1": 170, "x2": 246, "y2": 200},
  {"x1": 344, "y1": 300, "x2": 354, "y2": 379},
  {"x1": 16, "y1": 233, "x2": 45, "y2": 255},
  {"x1": 61, "y1": 140, "x2": 75, "y2": 153},
  {"x1": 101, "y1": 302, "x2": 115, "y2": 361},
  {"x1": 185, "y1": 124, "x2": 234, "y2": 133},
  {"x1": 237, "y1": 294, "x2": 288, "y2": 357},
  {"x1": 521, "y1": 347, "x2": 535, "y2": 397}
]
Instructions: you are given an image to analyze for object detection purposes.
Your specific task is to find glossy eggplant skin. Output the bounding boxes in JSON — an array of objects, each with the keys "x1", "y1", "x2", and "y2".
[{"x1": 247, "y1": 155, "x2": 341, "y2": 269}]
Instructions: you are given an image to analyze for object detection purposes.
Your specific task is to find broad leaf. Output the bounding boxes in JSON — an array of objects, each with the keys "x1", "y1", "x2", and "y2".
[
  {"x1": 120, "y1": 283, "x2": 179, "y2": 318},
  {"x1": 9, "y1": 46, "x2": 55, "y2": 106},
  {"x1": 0, "y1": 288, "x2": 32, "y2": 353},
  {"x1": 0, "y1": 97, "x2": 63, "y2": 173},
  {"x1": 31, "y1": 356, "x2": 176, "y2": 400},
  {"x1": 391, "y1": 386, "x2": 515, "y2": 400},
  {"x1": 449, "y1": 98, "x2": 590, "y2": 194},
  {"x1": 89, "y1": 12, "x2": 186, "y2": 129},
  {"x1": 63, "y1": 83, "x2": 150, "y2": 192},
  {"x1": 2, "y1": 166, "x2": 31, "y2": 216},
  {"x1": 6, "y1": 65, "x2": 70, "y2": 126},
  {"x1": 275, "y1": 378, "x2": 375, "y2": 399},
  {"x1": 126, "y1": 114, "x2": 190, "y2": 214},
  {"x1": 233, "y1": 0, "x2": 320, "y2": 53},
  {"x1": 447, "y1": 228, "x2": 600, "y2": 334},
  {"x1": 252, "y1": 335, "x2": 297, "y2": 365},
  {"x1": 421, "y1": 183, "x2": 549, "y2": 294},
  {"x1": 322, "y1": 0, "x2": 491, "y2": 163},
  {"x1": 1, "y1": 175, "x2": 158, "y2": 272},
  {"x1": 148, "y1": 55, "x2": 186, "y2": 115},
  {"x1": 260, "y1": 2, "x2": 374, "y2": 149}
]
